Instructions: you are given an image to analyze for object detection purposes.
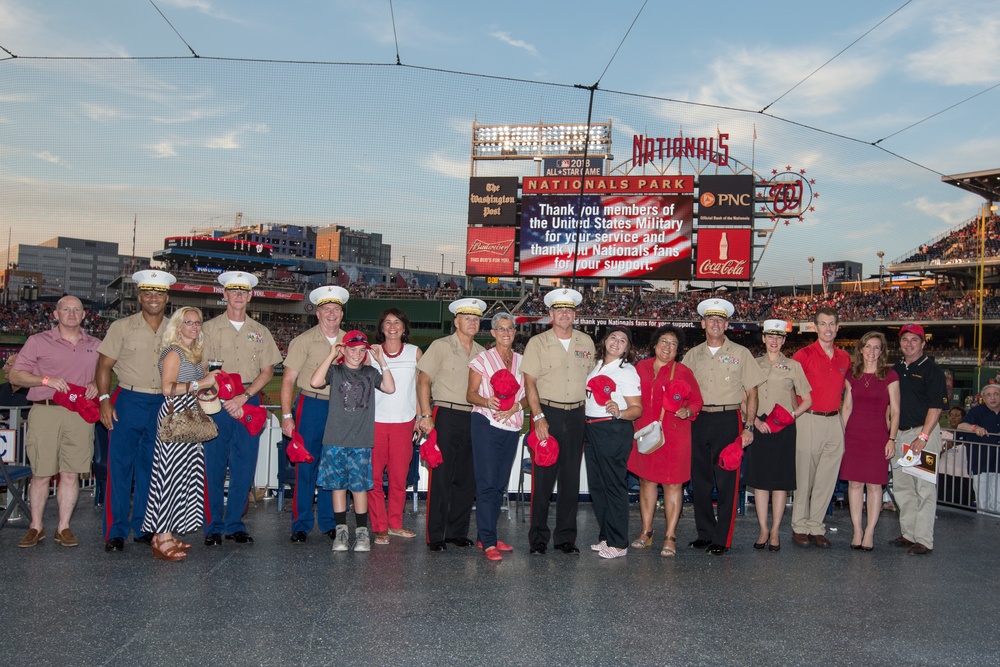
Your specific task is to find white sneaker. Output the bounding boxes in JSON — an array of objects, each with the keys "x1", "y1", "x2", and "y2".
[
  {"x1": 590, "y1": 540, "x2": 607, "y2": 552},
  {"x1": 354, "y1": 527, "x2": 371, "y2": 552},
  {"x1": 331, "y1": 525, "x2": 349, "y2": 552},
  {"x1": 599, "y1": 544, "x2": 628, "y2": 559}
]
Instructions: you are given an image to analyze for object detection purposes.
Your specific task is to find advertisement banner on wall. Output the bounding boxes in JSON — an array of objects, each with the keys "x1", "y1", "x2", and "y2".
[
  {"x1": 468, "y1": 176, "x2": 519, "y2": 226},
  {"x1": 697, "y1": 174, "x2": 754, "y2": 226},
  {"x1": 695, "y1": 227, "x2": 752, "y2": 280},
  {"x1": 519, "y1": 194, "x2": 693, "y2": 279},
  {"x1": 466, "y1": 227, "x2": 516, "y2": 276}
]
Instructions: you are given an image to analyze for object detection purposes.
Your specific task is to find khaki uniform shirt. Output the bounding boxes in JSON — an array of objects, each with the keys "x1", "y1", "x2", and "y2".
[
  {"x1": 415, "y1": 333, "x2": 484, "y2": 404},
  {"x1": 683, "y1": 337, "x2": 766, "y2": 406},
  {"x1": 519, "y1": 328, "x2": 596, "y2": 403},
  {"x1": 755, "y1": 353, "x2": 811, "y2": 415},
  {"x1": 283, "y1": 326, "x2": 341, "y2": 396},
  {"x1": 96, "y1": 312, "x2": 167, "y2": 390},
  {"x1": 202, "y1": 315, "x2": 283, "y2": 383}
]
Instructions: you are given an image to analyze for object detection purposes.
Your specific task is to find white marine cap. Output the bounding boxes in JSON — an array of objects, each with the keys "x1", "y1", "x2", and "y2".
[
  {"x1": 448, "y1": 298, "x2": 487, "y2": 317},
  {"x1": 697, "y1": 298, "x2": 735, "y2": 319},
  {"x1": 132, "y1": 269, "x2": 176, "y2": 292},
  {"x1": 544, "y1": 288, "x2": 583, "y2": 310},
  {"x1": 762, "y1": 319, "x2": 789, "y2": 335},
  {"x1": 309, "y1": 285, "x2": 350, "y2": 307},
  {"x1": 217, "y1": 271, "x2": 259, "y2": 291}
]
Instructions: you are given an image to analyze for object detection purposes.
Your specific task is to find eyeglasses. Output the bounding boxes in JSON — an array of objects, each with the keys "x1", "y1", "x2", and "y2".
[
  {"x1": 494, "y1": 326, "x2": 515, "y2": 333},
  {"x1": 183, "y1": 321, "x2": 203, "y2": 327}
]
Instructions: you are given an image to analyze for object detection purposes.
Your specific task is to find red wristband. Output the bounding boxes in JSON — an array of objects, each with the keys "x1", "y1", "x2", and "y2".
[{"x1": 42, "y1": 376, "x2": 50, "y2": 386}]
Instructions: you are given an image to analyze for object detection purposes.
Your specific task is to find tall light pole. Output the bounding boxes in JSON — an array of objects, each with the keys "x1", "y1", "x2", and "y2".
[
  {"x1": 808, "y1": 257, "x2": 815, "y2": 298},
  {"x1": 402, "y1": 255, "x2": 406, "y2": 270},
  {"x1": 876, "y1": 250, "x2": 884, "y2": 290},
  {"x1": 440, "y1": 253, "x2": 445, "y2": 274}
]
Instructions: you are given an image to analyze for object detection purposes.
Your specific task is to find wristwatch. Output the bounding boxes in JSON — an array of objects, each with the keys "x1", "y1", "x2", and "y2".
[{"x1": 533, "y1": 413, "x2": 546, "y2": 422}]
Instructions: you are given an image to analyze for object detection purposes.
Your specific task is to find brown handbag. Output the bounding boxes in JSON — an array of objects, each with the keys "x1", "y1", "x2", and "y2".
[{"x1": 157, "y1": 384, "x2": 219, "y2": 443}]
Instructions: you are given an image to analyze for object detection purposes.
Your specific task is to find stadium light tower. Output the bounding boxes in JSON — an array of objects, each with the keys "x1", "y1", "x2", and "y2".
[
  {"x1": 808, "y1": 257, "x2": 815, "y2": 297},
  {"x1": 877, "y1": 250, "x2": 885, "y2": 290}
]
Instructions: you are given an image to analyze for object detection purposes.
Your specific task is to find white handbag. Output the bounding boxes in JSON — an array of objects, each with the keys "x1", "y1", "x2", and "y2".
[{"x1": 634, "y1": 419, "x2": 664, "y2": 454}]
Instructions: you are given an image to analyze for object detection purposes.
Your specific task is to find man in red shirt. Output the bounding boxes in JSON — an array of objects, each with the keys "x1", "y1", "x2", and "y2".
[
  {"x1": 790, "y1": 307, "x2": 850, "y2": 547},
  {"x1": 9, "y1": 296, "x2": 101, "y2": 548}
]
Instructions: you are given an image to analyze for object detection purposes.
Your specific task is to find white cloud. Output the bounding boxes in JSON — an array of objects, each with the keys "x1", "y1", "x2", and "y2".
[
  {"x1": 422, "y1": 152, "x2": 467, "y2": 179},
  {"x1": 160, "y1": 0, "x2": 244, "y2": 24},
  {"x1": 905, "y1": 7, "x2": 1000, "y2": 85},
  {"x1": 82, "y1": 103, "x2": 121, "y2": 122},
  {"x1": 35, "y1": 151, "x2": 68, "y2": 166},
  {"x1": 204, "y1": 123, "x2": 268, "y2": 150},
  {"x1": 491, "y1": 31, "x2": 538, "y2": 57},
  {"x1": 152, "y1": 141, "x2": 179, "y2": 158},
  {"x1": 911, "y1": 195, "x2": 981, "y2": 227}
]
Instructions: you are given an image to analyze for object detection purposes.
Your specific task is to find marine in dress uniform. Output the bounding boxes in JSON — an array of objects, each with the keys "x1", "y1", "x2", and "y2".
[
  {"x1": 280, "y1": 285, "x2": 349, "y2": 542},
  {"x1": 201, "y1": 271, "x2": 283, "y2": 545},
  {"x1": 683, "y1": 298, "x2": 766, "y2": 555},
  {"x1": 520, "y1": 288, "x2": 596, "y2": 555},
  {"x1": 96, "y1": 270, "x2": 175, "y2": 551}
]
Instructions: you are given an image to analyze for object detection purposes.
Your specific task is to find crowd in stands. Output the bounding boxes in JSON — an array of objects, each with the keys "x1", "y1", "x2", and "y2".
[
  {"x1": 0, "y1": 301, "x2": 115, "y2": 338},
  {"x1": 897, "y1": 214, "x2": 1000, "y2": 264}
]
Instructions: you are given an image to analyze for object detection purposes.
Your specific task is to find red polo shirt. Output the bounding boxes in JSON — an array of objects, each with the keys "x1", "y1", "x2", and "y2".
[{"x1": 792, "y1": 341, "x2": 849, "y2": 412}]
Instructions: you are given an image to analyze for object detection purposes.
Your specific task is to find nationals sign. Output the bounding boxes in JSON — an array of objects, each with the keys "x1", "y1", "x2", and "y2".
[
  {"x1": 695, "y1": 228, "x2": 751, "y2": 280},
  {"x1": 519, "y1": 194, "x2": 693, "y2": 279}
]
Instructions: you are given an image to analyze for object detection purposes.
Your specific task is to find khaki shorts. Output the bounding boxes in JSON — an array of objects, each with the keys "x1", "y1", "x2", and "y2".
[{"x1": 24, "y1": 404, "x2": 95, "y2": 477}]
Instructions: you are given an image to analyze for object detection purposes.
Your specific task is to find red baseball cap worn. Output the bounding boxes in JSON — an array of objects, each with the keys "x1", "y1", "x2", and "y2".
[
  {"x1": 286, "y1": 430, "x2": 314, "y2": 464},
  {"x1": 240, "y1": 403, "x2": 268, "y2": 436},
  {"x1": 766, "y1": 403, "x2": 794, "y2": 433},
  {"x1": 899, "y1": 323, "x2": 925, "y2": 338},
  {"x1": 718, "y1": 437, "x2": 745, "y2": 471},
  {"x1": 342, "y1": 330, "x2": 370, "y2": 348},
  {"x1": 215, "y1": 371, "x2": 245, "y2": 400},
  {"x1": 490, "y1": 369, "x2": 521, "y2": 411},
  {"x1": 527, "y1": 429, "x2": 559, "y2": 467}
]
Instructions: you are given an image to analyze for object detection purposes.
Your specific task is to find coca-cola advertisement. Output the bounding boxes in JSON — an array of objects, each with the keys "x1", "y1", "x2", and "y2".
[
  {"x1": 466, "y1": 227, "x2": 516, "y2": 277},
  {"x1": 695, "y1": 228, "x2": 751, "y2": 280}
]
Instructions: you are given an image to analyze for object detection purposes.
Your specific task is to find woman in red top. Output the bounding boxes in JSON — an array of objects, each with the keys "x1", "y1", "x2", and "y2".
[{"x1": 627, "y1": 325, "x2": 703, "y2": 557}]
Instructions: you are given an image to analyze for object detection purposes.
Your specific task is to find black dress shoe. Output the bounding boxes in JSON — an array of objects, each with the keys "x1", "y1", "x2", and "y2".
[
  {"x1": 204, "y1": 533, "x2": 223, "y2": 546},
  {"x1": 529, "y1": 544, "x2": 547, "y2": 555},
  {"x1": 689, "y1": 539, "x2": 712, "y2": 549},
  {"x1": 707, "y1": 544, "x2": 729, "y2": 555},
  {"x1": 104, "y1": 537, "x2": 125, "y2": 552},
  {"x1": 290, "y1": 531, "x2": 308, "y2": 543},
  {"x1": 554, "y1": 542, "x2": 580, "y2": 554},
  {"x1": 445, "y1": 537, "x2": 475, "y2": 547},
  {"x1": 325, "y1": 529, "x2": 338, "y2": 540},
  {"x1": 428, "y1": 541, "x2": 447, "y2": 552},
  {"x1": 225, "y1": 531, "x2": 254, "y2": 544},
  {"x1": 133, "y1": 533, "x2": 153, "y2": 545},
  {"x1": 753, "y1": 541, "x2": 767, "y2": 550}
]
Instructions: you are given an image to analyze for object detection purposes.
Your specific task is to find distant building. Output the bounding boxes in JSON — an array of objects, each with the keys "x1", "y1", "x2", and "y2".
[
  {"x1": 316, "y1": 225, "x2": 391, "y2": 267},
  {"x1": 217, "y1": 223, "x2": 317, "y2": 259},
  {"x1": 0, "y1": 237, "x2": 137, "y2": 303}
]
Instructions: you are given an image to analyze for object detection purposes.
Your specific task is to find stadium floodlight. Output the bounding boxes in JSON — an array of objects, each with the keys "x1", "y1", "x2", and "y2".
[{"x1": 472, "y1": 120, "x2": 612, "y2": 160}]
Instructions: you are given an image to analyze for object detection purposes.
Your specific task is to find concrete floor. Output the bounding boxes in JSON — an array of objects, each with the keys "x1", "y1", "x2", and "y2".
[{"x1": 2, "y1": 493, "x2": 998, "y2": 667}]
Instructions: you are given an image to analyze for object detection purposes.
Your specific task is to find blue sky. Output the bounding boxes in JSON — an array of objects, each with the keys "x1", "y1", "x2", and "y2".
[{"x1": 1, "y1": 0, "x2": 999, "y2": 286}]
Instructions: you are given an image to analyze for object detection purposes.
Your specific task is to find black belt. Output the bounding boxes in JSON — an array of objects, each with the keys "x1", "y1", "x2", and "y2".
[
  {"x1": 701, "y1": 404, "x2": 740, "y2": 413},
  {"x1": 807, "y1": 409, "x2": 840, "y2": 417},
  {"x1": 540, "y1": 399, "x2": 585, "y2": 410},
  {"x1": 585, "y1": 416, "x2": 615, "y2": 424},
  {"x1": 300, "y1": 390, "x2": 329, "y2": 401},
  {"x1": 435, "y1": 401, "x2": 473, "y2": 413}
]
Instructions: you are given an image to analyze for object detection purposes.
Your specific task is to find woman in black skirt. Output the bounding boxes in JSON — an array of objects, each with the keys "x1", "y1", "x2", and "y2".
[{"x1": 745, "y1": 319, "x2": 812, "y2": 551}]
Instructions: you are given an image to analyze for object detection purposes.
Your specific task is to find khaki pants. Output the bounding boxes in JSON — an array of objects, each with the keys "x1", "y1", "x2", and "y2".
[
  {"x1": 892, "y1": 425, "x2": 941, "y2": 549},
  {"x1": 791, "y1": 413, "x2": 844, "y2": 536}
]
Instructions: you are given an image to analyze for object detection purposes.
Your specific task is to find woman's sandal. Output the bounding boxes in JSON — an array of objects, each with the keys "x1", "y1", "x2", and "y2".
[
  {"x1": 660, "y1": 535, "x2": 677, "y2": 558},
  {"x1": 630, "y1": 529, "x2": 654, "y2": 549},
  {"x1": 151, "y1": 538, "x2": 188, "y2": 562},
  {"x1": 374, "y1": 532, "x2": 390, "y2": 546},
  {"x1": 387, "y1": 527, "x2": 416, "y2": 538}
]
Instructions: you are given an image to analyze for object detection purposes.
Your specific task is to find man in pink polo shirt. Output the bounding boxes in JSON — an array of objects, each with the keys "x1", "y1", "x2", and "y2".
[
  {"x1": 791, "y1": 307, "x2": 850, "y2": 547},
  {"x1": 9, "y1": 295, "x2": 101, "y2": 548}
]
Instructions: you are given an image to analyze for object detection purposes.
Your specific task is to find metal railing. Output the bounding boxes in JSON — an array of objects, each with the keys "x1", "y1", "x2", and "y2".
[{"x1": 937, "y1": 428, "x2": 1000, "y2": 517}]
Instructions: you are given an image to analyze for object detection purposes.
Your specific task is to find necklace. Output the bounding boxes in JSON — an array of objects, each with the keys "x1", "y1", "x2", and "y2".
[
  {"x1": 383, "y1": 343, "x2": 404, "y2": 359},
  {"x1": 862, "y1": 372, "x2": 876, "y2": 388},
  {"x1": 497, "y1": 348, "x2": 513, "y2": 368}
]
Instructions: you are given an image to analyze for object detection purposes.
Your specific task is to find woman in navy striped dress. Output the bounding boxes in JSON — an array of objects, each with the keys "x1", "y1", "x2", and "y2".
[{"x1": 143, "y1": 307, "x2": 219, "y2": 561}]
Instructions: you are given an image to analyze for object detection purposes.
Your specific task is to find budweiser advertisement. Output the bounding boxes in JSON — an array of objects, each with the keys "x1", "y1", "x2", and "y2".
[
  {"x1": 695, "y1": 228, "x2": 751, "y2": 281},
  {"x1": 519, "y1": 194, "x2": 693, "y2": 280},
  {"x1": 173, "y1": 283, "x2": 304, "y2": 301},
  {"x1": 466, "y1": 227, "x2": 516, "y2": 276}
]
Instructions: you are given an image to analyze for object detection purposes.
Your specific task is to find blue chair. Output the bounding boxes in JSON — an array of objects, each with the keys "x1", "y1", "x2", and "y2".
[{"x1": 1, "y1": 461, "x2": 31, "y2": 530}]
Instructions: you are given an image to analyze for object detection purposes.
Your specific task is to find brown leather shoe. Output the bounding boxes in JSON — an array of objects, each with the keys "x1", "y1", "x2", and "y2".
[
  {"x1": 907, "y1": 543, "x2": 932, "y2": 555},
  {"x1": 889, "y1": 535, "x2": 914, "y2": 547},
  {"x1": 54, "y1": 528, "x2": 79, "y2": 547},
  {"x1": 792, "y1": 532, "x2": 810, "y2": 547},
  {"x1": 18, "y1": 528, "x2": 46, "y2": 548},
  {"x1": 809, "y1": 534, "x2": 831, "y2": 548}
]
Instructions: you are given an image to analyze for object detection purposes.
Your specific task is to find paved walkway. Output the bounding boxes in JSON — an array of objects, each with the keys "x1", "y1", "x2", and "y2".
[{"x1": 3, "y1": 493, "x2": 996, "y2": 666}]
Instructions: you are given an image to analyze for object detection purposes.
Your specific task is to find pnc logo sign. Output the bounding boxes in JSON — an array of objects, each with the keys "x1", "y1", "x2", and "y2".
[{"x1": 700, "y1": 192, "x2": 751, "y2": 208}]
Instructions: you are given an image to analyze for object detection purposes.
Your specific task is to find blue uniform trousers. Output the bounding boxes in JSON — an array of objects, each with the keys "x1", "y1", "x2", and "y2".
[
  {"x1": 290, "y1": 394, "x2": 335, "y2": 534},
  {"x1": 103, "y1": 388, "x2": 163, "y2": 540},
  {"x1": 204, "y1": 396, "x2": 261, "y2": 535},
  {"x1": 470, "y1": 412, "x2": 519, "y2": 549}
]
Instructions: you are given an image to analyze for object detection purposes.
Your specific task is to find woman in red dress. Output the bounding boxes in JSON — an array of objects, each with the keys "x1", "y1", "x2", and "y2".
[
  {"x1": 841, "y1": 331, "x2": 900, "y2": 551},
  {"x1": 627, "y1": 325, "x2": 703, "y2": 557}
]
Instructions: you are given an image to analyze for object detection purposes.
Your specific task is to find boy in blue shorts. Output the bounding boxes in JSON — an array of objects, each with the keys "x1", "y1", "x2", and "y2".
[{"x1": 310, "y1": 330, "x2": 395, "y2": 552}]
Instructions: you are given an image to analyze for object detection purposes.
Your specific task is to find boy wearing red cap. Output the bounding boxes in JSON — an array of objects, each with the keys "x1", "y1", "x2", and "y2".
[{"x1": 310, "y1": 331, "x2": 395, "y2": 552}]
